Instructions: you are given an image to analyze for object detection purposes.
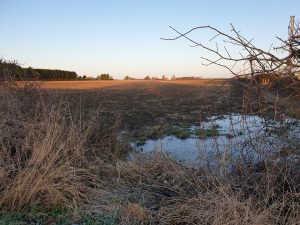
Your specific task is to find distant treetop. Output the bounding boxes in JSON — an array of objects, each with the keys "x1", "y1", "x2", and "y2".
[{"x1": 97, "y1": 74, "x2": 113, "y2": 80}]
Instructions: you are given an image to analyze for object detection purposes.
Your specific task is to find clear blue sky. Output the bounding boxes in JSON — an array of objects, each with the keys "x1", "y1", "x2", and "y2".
[{"x1": 0, "y1": 0, "x2": 299, "y2": 79}]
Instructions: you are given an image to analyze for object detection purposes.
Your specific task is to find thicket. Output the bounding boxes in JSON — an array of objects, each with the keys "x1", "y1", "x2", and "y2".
[{"x1": 0, "y1": 60, "x2": 78, "y2": 80}]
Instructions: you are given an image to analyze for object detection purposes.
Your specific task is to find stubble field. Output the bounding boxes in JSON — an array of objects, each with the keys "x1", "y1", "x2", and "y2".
[{"x1": 41, "y1": 79, "x2": 233, "y2": 140}]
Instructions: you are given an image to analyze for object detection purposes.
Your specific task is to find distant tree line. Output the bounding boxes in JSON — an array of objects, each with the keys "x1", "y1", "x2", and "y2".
[
  {"x1": 97, "y1": 74, "x2": 113, "y2": 80},
  {"x1": 144, "y1": 75, "x2": 202, "y2": 80},
  {"x1": 122, "y1": 75, "x2": 202, "y2": 80},
  {"x1": 174, "y1": 76, "x2": 202, "y2": 80},
  {"x1": 31, "y1": 68, "x2": 78, "y2": 80},
  {"x1": 0, "y1": 61, "x2": 78, "y2": 80},
  {"x1": 0, "y1": 60, "x2": 116, "y2": 81}
]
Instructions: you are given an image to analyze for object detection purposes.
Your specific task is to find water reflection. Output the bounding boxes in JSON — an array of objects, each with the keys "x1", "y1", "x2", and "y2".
[{"x1": 131, "y1": 114, "x2": 300, "y2": 167}]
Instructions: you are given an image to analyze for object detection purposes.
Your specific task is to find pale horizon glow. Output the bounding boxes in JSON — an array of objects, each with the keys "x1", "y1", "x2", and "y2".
[{"x1": 0, "y1": 0, "x2": 299, "y2": 79}]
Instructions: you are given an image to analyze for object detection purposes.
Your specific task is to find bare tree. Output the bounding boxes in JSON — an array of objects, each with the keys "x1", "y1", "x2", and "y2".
[
  {"x1": 161, "y1": 17, "x2": 299, "y2": 78},
  {"x1": 161, "y1": 16, "x2": 300, "y2": 112}
]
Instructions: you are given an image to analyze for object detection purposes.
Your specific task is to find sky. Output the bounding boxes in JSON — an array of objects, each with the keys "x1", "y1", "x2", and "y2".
[{"x1": 0, "y1": 0, "x2": 299, "y2": 79}]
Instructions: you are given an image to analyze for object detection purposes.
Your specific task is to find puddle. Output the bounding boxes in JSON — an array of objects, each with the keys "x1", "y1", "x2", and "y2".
[{"x1": 130, "y1": 114, "x2": 300, "y2": 167}]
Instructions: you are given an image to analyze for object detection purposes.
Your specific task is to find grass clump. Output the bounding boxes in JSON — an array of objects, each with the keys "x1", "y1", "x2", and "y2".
[
  {"x1": 166, "y1": 126, "x2": 191, "y2": 139},
  {"x1": 195, "y1": 127, "x2": 219, "y2": 139},
  {"x1": 0, "y1": 63, "x2": 123, "y2": 216},
  {"x1": 0, "y1": 105, "x2": 98, "y2": 211},
  {"x1": 117, "y1": 153, "x2": 300, "y2": 225}
]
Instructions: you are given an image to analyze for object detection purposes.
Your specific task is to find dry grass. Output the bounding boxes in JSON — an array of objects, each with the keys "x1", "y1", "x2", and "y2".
[
  {"x1": 119, "y1": 202, "x2": 150, "y2": 225},
  {"x1": 0, "y1": 108, "x2": 93, "y2": 210},
  {"x1": 116, "y1": 153, "x2": 300, "y2": 225},
  {"x1": 0, "y1": 62, "x2": 299, "y2": 224},
  {"x1": 0, "y1": 80, "x2": 122, "y2": 212},
  {"x1": 1, "y1": 80, "x2": 299, "y2": 224}
]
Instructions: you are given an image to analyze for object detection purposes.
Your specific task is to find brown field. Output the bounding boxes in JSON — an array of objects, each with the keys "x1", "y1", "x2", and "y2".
[
  {"x1": 39, "y1": 79, "x2": 233, "y2": 139},
  {"x1": 41, "y1": 79, "x2": 228, "y2": 90}
]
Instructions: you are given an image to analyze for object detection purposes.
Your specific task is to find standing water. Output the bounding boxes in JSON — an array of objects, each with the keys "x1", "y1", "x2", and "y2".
[{"x1": 131, "y1": 114, "x2": 300, "y2": 167}]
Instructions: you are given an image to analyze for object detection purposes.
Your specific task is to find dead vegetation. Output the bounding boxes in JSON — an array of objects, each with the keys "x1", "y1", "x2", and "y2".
[
  {"x1": 114, "y1": 152, "x2": 300, "y2": 225},
  {"x1": 0, "y1": 63, "x2": 123, "y2": 212},
  {"x1": 0, "y1": 55, "x2": 300, "y2": 225}
]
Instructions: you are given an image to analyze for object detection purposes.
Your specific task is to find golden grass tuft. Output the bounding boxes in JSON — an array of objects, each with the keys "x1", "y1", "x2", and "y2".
[
  {"x1": 0, "y1": 105, "x2": 98, "y2": 211},
  {"x1": 119, "y1": 202, "x2": 150, "y2": 225}
]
